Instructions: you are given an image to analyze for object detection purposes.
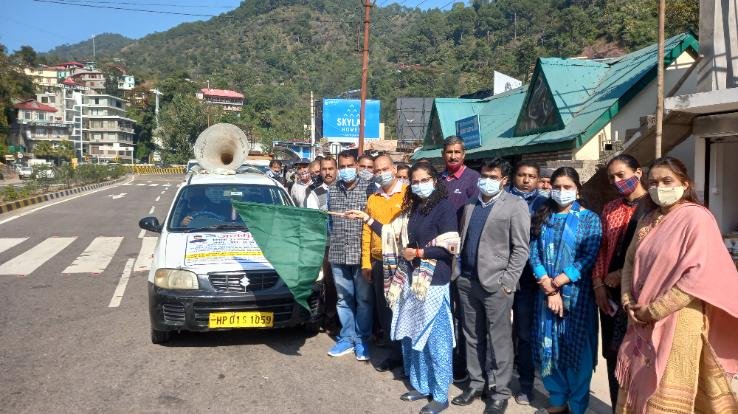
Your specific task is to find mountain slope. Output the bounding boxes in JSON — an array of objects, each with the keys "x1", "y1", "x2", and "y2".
[
  {"x1": 46, "y1": 33, "x2": 133, "y2": 61},
  {"x1": 41, "y1": 0, "x2": 698, "y2": 141}
]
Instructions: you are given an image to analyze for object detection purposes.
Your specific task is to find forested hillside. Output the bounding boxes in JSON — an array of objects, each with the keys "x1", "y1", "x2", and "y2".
[
  {"x1": 47, "y1": 33, "x2": 133, "y2": 62},
  {"x1": 41, "y1": 0, "x2": 698, "y2": 148}
]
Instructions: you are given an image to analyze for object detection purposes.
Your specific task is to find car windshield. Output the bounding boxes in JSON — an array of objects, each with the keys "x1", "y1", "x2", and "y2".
[{"x1": 167, "y1": 184, "x2": 292, "y2": 232}]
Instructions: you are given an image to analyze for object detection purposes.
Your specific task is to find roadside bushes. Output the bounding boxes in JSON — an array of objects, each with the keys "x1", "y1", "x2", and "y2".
[{"x1": 0, "y1": 164, "x2": 128, "y2": 203}]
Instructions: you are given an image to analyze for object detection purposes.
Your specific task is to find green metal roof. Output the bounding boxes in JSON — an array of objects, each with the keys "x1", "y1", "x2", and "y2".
[{"x1": 413, "y1": 32, "x2": 699, "y2": 161}]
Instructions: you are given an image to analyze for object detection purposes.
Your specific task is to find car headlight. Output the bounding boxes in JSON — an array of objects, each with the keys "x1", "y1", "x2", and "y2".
[{"x1": 154, "y1": 268, "x2": 199, "y2": 289}]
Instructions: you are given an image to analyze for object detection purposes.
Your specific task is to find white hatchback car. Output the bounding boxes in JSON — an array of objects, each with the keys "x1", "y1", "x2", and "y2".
[{"x1": 139, "y1": 171, "x2": 324, "y2": 344}]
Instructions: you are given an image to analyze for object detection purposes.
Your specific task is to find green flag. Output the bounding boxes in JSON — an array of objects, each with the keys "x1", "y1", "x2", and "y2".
[{"x1": 231, "y1": 200, "x2": 328, "y2": 310}]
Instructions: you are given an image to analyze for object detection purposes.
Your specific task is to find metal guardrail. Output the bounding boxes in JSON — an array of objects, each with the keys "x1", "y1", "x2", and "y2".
[{"x1": 127, "y1": 165, "x2": 186, "y2": 174}]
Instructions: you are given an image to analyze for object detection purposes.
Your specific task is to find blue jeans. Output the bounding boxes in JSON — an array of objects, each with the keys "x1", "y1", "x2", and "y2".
[{"x1": 331, "y1": 263, "x2": 374, "y2": 345}]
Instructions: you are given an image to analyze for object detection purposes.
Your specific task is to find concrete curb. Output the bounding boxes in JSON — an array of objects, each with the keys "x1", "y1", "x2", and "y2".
[{"x1": 0, "y1": 176, "x2": 128, "y2": 215}]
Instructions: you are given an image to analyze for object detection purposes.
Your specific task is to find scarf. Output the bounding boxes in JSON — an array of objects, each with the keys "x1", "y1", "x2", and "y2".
[
  {"x1": 536, "y1": 201, "x2": 582, "y2": 376},
  {"x1": 508, "y1": 186, "x2": 539, "y2": 201},
  {"x1": 381, "y1": 216, "x2": 459, "y2": 310},
  {"x1": 616, "y1": 204, "x2": 738, "y2": 412}
]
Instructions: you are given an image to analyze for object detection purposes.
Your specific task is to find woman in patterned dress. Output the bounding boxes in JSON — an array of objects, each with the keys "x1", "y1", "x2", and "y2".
[
  {"x1": 615, "y1": 157, "x2": 738, "y2": 413},
  {"x1": 591, "y1": 155, "x2": 652, "y2": 410},
  {"x1": 530, "y1": 167, "x2": 602, "y2": 414}
]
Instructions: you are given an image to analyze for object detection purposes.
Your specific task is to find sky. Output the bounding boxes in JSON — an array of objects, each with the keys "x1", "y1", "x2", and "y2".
[{"x1": 1, "y1": 0, "x2": 461, "y2": 54}]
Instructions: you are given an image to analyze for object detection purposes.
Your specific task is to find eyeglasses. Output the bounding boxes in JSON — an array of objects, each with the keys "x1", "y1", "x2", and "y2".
[{"x1": 410, "y1": 177, "x2": 434, "y2": 185}]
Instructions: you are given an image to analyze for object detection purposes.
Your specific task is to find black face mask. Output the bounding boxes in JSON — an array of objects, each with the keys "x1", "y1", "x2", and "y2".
[{"x1": 311, "y1": 174, "x2": 323, "y2": 186}]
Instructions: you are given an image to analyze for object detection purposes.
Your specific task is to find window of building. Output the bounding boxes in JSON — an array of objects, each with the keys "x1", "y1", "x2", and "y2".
[
  {"x1": 41, "y1": 96, "x2": 48, "y2": 103},
  {"x1": 38, "y1": 112, "x2": 45, "y2": 121},
  {"x1": 24, "y1": 111, "x2": 31, "y2": 120},
  {"x1": 94, "y1": 98, "x2": 100, "y2": 105}
]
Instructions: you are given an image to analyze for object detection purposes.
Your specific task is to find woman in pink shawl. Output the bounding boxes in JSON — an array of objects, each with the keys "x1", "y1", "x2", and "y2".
[{"x1": 615, "y1": 157, "x2": 738, "y2": 413}]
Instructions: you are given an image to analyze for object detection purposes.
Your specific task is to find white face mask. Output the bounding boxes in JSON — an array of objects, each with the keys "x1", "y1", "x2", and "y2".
[
  {"x1": 477, "y1": 178, "x2": 501, "y2": 197},
  {"x1": 377, "y1": 171, "x2": 394, "y2": 187},
  {"x1": 539, "y1": 189, "x2": 551, "y2": 198},
  {"x1": 358, "y1": 168, "x2": 374, "y2": 182},
  {"x1": 551, "y1": 189, "x2": 577, "y2": 206},
  {"x1": 649, "y1": 185, "x2": 685, "y2": 207}
]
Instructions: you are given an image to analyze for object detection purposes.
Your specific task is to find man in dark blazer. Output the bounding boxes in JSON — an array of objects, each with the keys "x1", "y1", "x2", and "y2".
[{"x1": 451, "y1": 158, "x2": 531, "y2": 414}]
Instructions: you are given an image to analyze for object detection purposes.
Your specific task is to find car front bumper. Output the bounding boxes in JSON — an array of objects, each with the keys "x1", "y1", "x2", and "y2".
[{"x1": 149, "y1": 282, "x2": 322, "y2": 332}]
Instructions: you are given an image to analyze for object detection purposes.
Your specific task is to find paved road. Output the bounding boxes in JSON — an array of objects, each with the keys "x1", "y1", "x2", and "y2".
[{"x1": 0, "y1": 174, "x2": 611, "y2": 414}]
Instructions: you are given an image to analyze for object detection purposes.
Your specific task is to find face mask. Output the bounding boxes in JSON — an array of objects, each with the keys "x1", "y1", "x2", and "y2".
[
  {"x1": 649, "y1": 185, "x2": 684, "y2": 207},
  {"x1": 551, "y1": 189, "x2": 577, "y2": 206},
  {"x1": 477, "y1": 178, "x2": 501, "y2": 197},
  {"x1": 539, "y1": 189, "x2": 551, "y2": 198},
  {"x1": 311, "y1": 174, "x2": 323, "y2": 186},
  {"x1": 398, "y1": 178, "x2": 409, "y2": 186},
  {"x1": 411, "y1": 181, "x2": 435, "y2": 199},
  {"x1": 614, "y1": 175, "x2": 640, "y2": 196},
  {"x1": 377, "y1": 171, "x2": 394, "y2": 187},
  {"x1": 338, "y1": 167, "x2": 356, "y2": 183},
  {"x1": 358, "y1": 168, "x2": 374, "y2": 182},
  {"x1": 445, "y1": 162, "x2": 462, "y2": 173}
]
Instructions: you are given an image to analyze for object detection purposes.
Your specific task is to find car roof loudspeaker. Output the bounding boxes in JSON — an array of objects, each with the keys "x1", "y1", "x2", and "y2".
[{"x1": 193, "y1": 123, "x2": 251, "y2": 173}]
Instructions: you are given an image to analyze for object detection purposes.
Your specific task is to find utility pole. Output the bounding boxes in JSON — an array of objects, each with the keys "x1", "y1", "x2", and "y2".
[
  {"x1": 92, "y1": 34, "x2": 96, "y2": 60},
  {"x1": 358, "y1": 0, "x2": 373, "y2": 156},
  {"x1": 655, "y1": 0, "x2": 666, "y2": 158}
]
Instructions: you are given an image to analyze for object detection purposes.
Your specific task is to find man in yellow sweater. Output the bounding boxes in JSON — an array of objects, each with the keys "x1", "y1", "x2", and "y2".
[{"x1": 361, "y1": 154, "x2": 407, "y2": 373}]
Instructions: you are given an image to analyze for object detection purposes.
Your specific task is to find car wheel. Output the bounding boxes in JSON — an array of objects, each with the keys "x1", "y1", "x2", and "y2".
[{"x1": 151, "y1": 328, "x2": 171, "y2": 344}]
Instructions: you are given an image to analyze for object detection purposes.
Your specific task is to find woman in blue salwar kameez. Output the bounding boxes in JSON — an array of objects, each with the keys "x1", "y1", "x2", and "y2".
[{"x1": 529, "y1": 167, "x2": 602, "y2": 414}]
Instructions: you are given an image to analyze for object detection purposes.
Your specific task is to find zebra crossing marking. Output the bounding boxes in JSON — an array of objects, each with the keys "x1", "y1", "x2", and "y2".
[
  {"x1": 0, "y1": 238, "x2": 28, "y2": 255},
  {"x1": 134, "y1": 237, "x2": 158, "y2": 273},
  {"x1": 108, "y1": 258, "x2": 134, "y2": 308},
  {"x1": 62, "y1": 237, "x2": 123, "y2": 274},
  {"x1": 0, "y1": 237, "x2": 76, "y2": 276}
]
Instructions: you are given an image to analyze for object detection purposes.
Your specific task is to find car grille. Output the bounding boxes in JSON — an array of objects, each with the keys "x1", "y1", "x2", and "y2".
[
  {"x1": 193, "y1": 299, "x2": 295, "y2": 324},
  {"x1": 208, "y1": 271, "x2": 279, "y2": 293},
  {"x1": 162, "y1": 303, "x2": 186, "y2": 324}
]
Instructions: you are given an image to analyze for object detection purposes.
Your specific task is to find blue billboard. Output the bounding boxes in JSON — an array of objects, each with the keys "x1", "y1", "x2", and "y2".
[{"x1": 322, "y1": 99, "x2": 380, "y2": 142}]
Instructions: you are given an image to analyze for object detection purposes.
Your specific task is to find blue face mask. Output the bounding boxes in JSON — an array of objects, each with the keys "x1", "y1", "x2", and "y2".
[
  {"x1": 539, "y1": 189, "x2": 551, "y2": 198},
  {"x1": 338, "y1": 167, "x2": 357, "y2": 183},
  {"x1": 477, "y1": 178, "x2": 501, "y2": 197},
  {"x1": 411, "y1": 181, "x2": 435, "y2": 199}
]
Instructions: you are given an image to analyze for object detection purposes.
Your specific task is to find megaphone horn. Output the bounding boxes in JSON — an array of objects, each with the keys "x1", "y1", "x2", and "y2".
[{"x1": 193, "y1": 123, "x2": 251, "y2": 172}]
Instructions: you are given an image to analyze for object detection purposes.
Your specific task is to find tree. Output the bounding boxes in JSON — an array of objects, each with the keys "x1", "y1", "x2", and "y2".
[
  {"x1": 0, "y1": 44, "x2": 34, "y2": 144},
  {"x1": 158, "y1": 94, "x2": 207, "y2": 164},
  {"x1": 11, "y1": 45, "x2": 38, "y2": 66}
]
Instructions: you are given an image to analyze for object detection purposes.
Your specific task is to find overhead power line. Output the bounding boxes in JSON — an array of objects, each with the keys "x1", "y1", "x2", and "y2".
[
  {"x1": 58, "y1": 0, "x2": 236, "y2": 8},
  {"x1": 31, "y1": 0, "x2": 218, "y2": 17}
]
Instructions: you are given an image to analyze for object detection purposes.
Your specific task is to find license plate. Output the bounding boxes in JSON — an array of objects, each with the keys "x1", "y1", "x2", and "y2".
[{"x1": 208, "y1": 311, "x2": 274, "y2": 328}]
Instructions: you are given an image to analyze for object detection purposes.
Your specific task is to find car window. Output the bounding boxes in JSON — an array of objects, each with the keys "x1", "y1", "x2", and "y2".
[{"x1": 167, "y1": 184, "x2": 292, "y2": 231}]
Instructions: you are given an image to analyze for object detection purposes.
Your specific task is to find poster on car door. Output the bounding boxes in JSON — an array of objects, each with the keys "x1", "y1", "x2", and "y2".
[{"x1": 184, "y1": 232, "x2": 271, "y2": 269}]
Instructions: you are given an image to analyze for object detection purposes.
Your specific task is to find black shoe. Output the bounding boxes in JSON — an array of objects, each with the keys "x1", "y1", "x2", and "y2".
[
  {"x1": 419, "y1": 400, "x2": 449, "y2": 414},
  {"x1": 374, "y1": 358, "x2": 402, "y2": 372},
  {"x1": 451, "y1": 388, "x2": 483, "y2": 406},
  {"x1": 400, "y1": 390, "x2": 430, "y2": 402},
  {"x1": 484, "y1": 398, "x2": 508, "y2": 414}
]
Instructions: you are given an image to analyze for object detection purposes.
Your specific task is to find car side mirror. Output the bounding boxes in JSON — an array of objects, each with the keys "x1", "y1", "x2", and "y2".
[{"x1": 139, "y1": 216, "x2": 162, "y2": 233}]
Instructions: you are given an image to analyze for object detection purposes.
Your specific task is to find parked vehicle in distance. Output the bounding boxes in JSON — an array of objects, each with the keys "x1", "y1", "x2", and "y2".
[
  {"x1": 34, "y1": 167, "x2": 56, "y2": 179},
  {"x1": 18, "y1": 166, "x2": 33, "y2": 179}
]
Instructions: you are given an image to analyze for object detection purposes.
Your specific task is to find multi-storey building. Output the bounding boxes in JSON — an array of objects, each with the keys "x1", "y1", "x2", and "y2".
[
  {"x1": 118, "y1": 75, "x2": 135, "y2": 91},
  {"x1": 76, "y1": 94, "x2": 136, "y2": 161},
  {"x1": 12, "y1": 99, "x2": 70, "y2": 153},
  {"x1": 196, "y1": 88, "x2": 244, "y2": 112},
  {"x1": 70, "y1": 69, "x2": 106, "y2": 93}
]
